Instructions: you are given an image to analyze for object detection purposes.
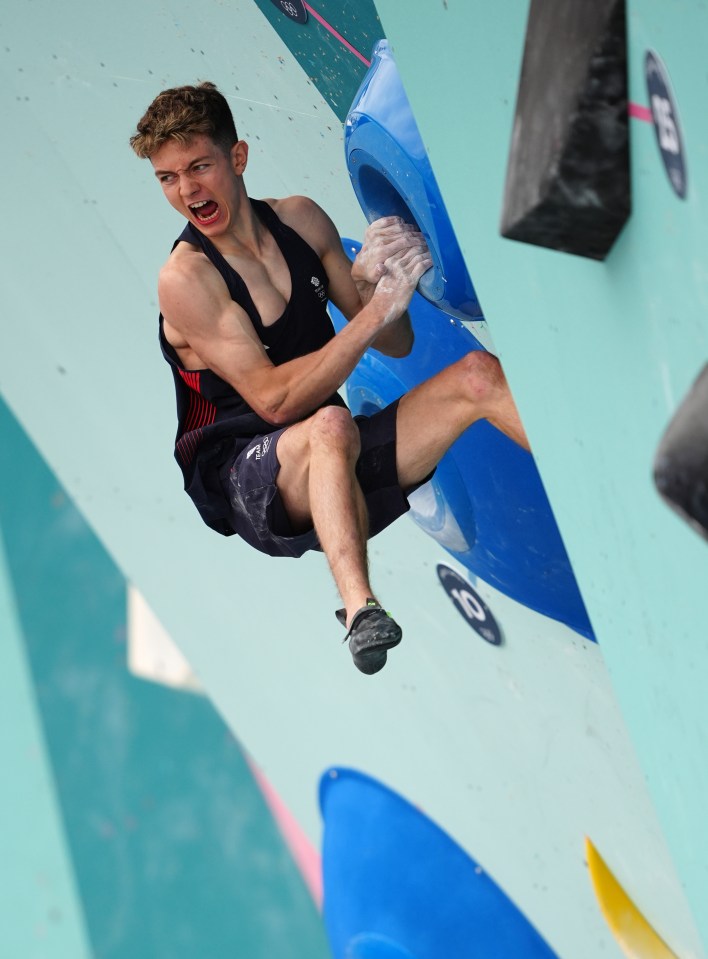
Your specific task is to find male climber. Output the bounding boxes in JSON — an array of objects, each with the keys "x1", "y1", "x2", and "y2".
[{"x1": 130, "y1": 81, "x2": 528, "y2": 675}]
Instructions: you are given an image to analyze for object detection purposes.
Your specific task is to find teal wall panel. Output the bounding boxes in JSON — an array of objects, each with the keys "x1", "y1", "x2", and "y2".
[
  {"x1": 0, "y1": 397, "x2": 330, "y2": 959},
  {"x1": 0, "y1": 532, "x2": 92, "y2": 959},
  {"x1": 252, "y1": 0, "x2": 383, "y2": 120}
]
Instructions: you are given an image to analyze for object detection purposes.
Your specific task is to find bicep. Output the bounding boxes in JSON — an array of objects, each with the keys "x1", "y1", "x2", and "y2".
[{"x1": 321, "y1": 241, "x2": 363, "y2": 321}]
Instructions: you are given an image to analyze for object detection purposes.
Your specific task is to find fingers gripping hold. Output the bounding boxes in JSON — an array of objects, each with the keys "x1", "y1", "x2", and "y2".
[
  {"x1": 381, "y1": 242, "x2": 432, "y2": 279},
  {"x1": 353, "y1": 216, "x2": 428, "y2": 287},
  {"x1": 371, "y1": 242, "x2": 433, "y2": 325}
]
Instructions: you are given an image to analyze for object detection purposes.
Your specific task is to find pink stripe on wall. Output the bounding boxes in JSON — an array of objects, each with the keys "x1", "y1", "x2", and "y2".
[
  {"x1": 303, "y1": 2, "x2": 371, "y2": 67},
  {"x1": 629, "y1": 102, "x2": 653, "y2": 123},
  {"x1": 248, "y1": 758, "x2": 323, "y2": 908}
]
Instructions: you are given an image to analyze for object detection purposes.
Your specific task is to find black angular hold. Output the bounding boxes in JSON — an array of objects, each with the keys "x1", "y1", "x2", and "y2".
[
  {"x1": 500, "y1": 0, "x2": 630, "y2": 260},
  {"x1": 654, "y1": 364, "x2": 708, "y2": 541}
]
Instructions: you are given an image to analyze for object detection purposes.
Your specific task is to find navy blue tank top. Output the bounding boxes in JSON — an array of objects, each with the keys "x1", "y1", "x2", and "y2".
[{"x1": 159, "y1": 198, "x2": 346, "y2": 535}]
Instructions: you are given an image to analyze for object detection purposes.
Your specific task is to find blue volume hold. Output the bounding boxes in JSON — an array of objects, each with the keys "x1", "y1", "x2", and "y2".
[
  {"x1": 345, "y1": 39, "x2": 482, "y2": 322},
  {"x1": 332, "y1": 240, "x2": 594, "y2": 640},
  {"x1": 320, "y1": 768, "x2": 562, "y2": 959}
]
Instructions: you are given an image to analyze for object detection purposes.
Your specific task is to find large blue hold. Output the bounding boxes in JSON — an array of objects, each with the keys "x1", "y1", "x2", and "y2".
[
  {"x1": 331, "y1": 241, "x2": 593, "y2": 639},
  {"x1": 342, "y1": 38, "x2": 592, "y2": 638},
  {"x1": 320, "y1": 768, "x2": 561, "y2": 959},
  {"x1": 345, "y1": 39, "x2": 482, "y2": 322}
]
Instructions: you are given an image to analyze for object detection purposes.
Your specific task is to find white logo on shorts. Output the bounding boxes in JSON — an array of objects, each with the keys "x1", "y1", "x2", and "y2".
[{"x1": 246, "y1": 444, "x2": 261, "y2": 460}]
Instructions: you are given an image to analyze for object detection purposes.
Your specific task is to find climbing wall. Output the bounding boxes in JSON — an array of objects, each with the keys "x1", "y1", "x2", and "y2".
[{"x1": 1, "y1": 0, "x2": 706, "y2": 955}]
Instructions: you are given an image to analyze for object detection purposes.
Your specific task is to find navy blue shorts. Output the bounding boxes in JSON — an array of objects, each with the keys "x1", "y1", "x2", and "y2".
[{"x1": 221, "y1": 400, "x2": 415, "y2": 558}]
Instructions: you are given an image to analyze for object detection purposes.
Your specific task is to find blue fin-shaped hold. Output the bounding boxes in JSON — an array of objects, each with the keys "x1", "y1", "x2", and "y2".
[{"x1": 320, "y1": 768, "x2": 561, "y2": 959}]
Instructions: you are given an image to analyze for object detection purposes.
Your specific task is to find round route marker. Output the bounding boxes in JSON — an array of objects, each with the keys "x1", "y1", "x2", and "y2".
[
  {"x1": 645, "y1": 50, "x2": 687, "y2": 199},
  {"x1": 269, "y1": 0, "x2": 308, "y2": 24},
  {"x1": 437, "y1": 565, "x2": 502, "y2": 645}
]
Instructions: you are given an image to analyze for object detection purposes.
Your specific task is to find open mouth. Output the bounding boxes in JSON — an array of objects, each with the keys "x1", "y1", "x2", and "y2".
[{"x1": 189, "y1": 199, "x2": 220, "y2": 224}]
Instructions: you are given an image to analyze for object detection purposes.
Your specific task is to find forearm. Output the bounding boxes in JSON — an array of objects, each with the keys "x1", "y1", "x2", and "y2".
[
  {"x1": 370, "y1": 313, "x2": 414, "y2": 357},
  {"x1": 256, "y1": 304, "x2": 384, "y2": 425},
  {"x1": 353, "y1": 274, "x2": 414, "y2": 357},
  {"x1": 235, "y1": 227, "x2": 429, "y2": 422}
]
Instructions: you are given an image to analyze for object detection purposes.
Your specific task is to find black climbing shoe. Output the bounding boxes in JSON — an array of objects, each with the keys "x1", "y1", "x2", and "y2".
[{"x1": 335, "y1": 599, "x2": 402, "y2": 675}]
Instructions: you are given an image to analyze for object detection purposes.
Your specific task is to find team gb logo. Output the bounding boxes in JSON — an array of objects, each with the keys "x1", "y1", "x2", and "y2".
[{"x1": 311, "y1": 276, "x2": 326, "y2": 301}]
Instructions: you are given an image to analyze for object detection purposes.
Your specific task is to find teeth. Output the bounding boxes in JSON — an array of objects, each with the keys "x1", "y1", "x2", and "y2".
[{"x1": 190, "y1": 200, "x2": 209, "y2": 209}]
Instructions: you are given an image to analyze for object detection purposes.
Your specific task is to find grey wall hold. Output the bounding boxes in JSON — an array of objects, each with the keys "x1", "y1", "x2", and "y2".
[
  {"x1": 654, "y1": 364, "x2": 708, "y2": 541},
  {"x1": 500, "y1": 0, "x2": 630, "y2": 260}
]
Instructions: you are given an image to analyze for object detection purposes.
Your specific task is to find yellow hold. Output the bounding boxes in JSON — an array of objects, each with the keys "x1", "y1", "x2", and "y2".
[{"x1": 585, "y1": 837, "x2": 679, "y2": 959}]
